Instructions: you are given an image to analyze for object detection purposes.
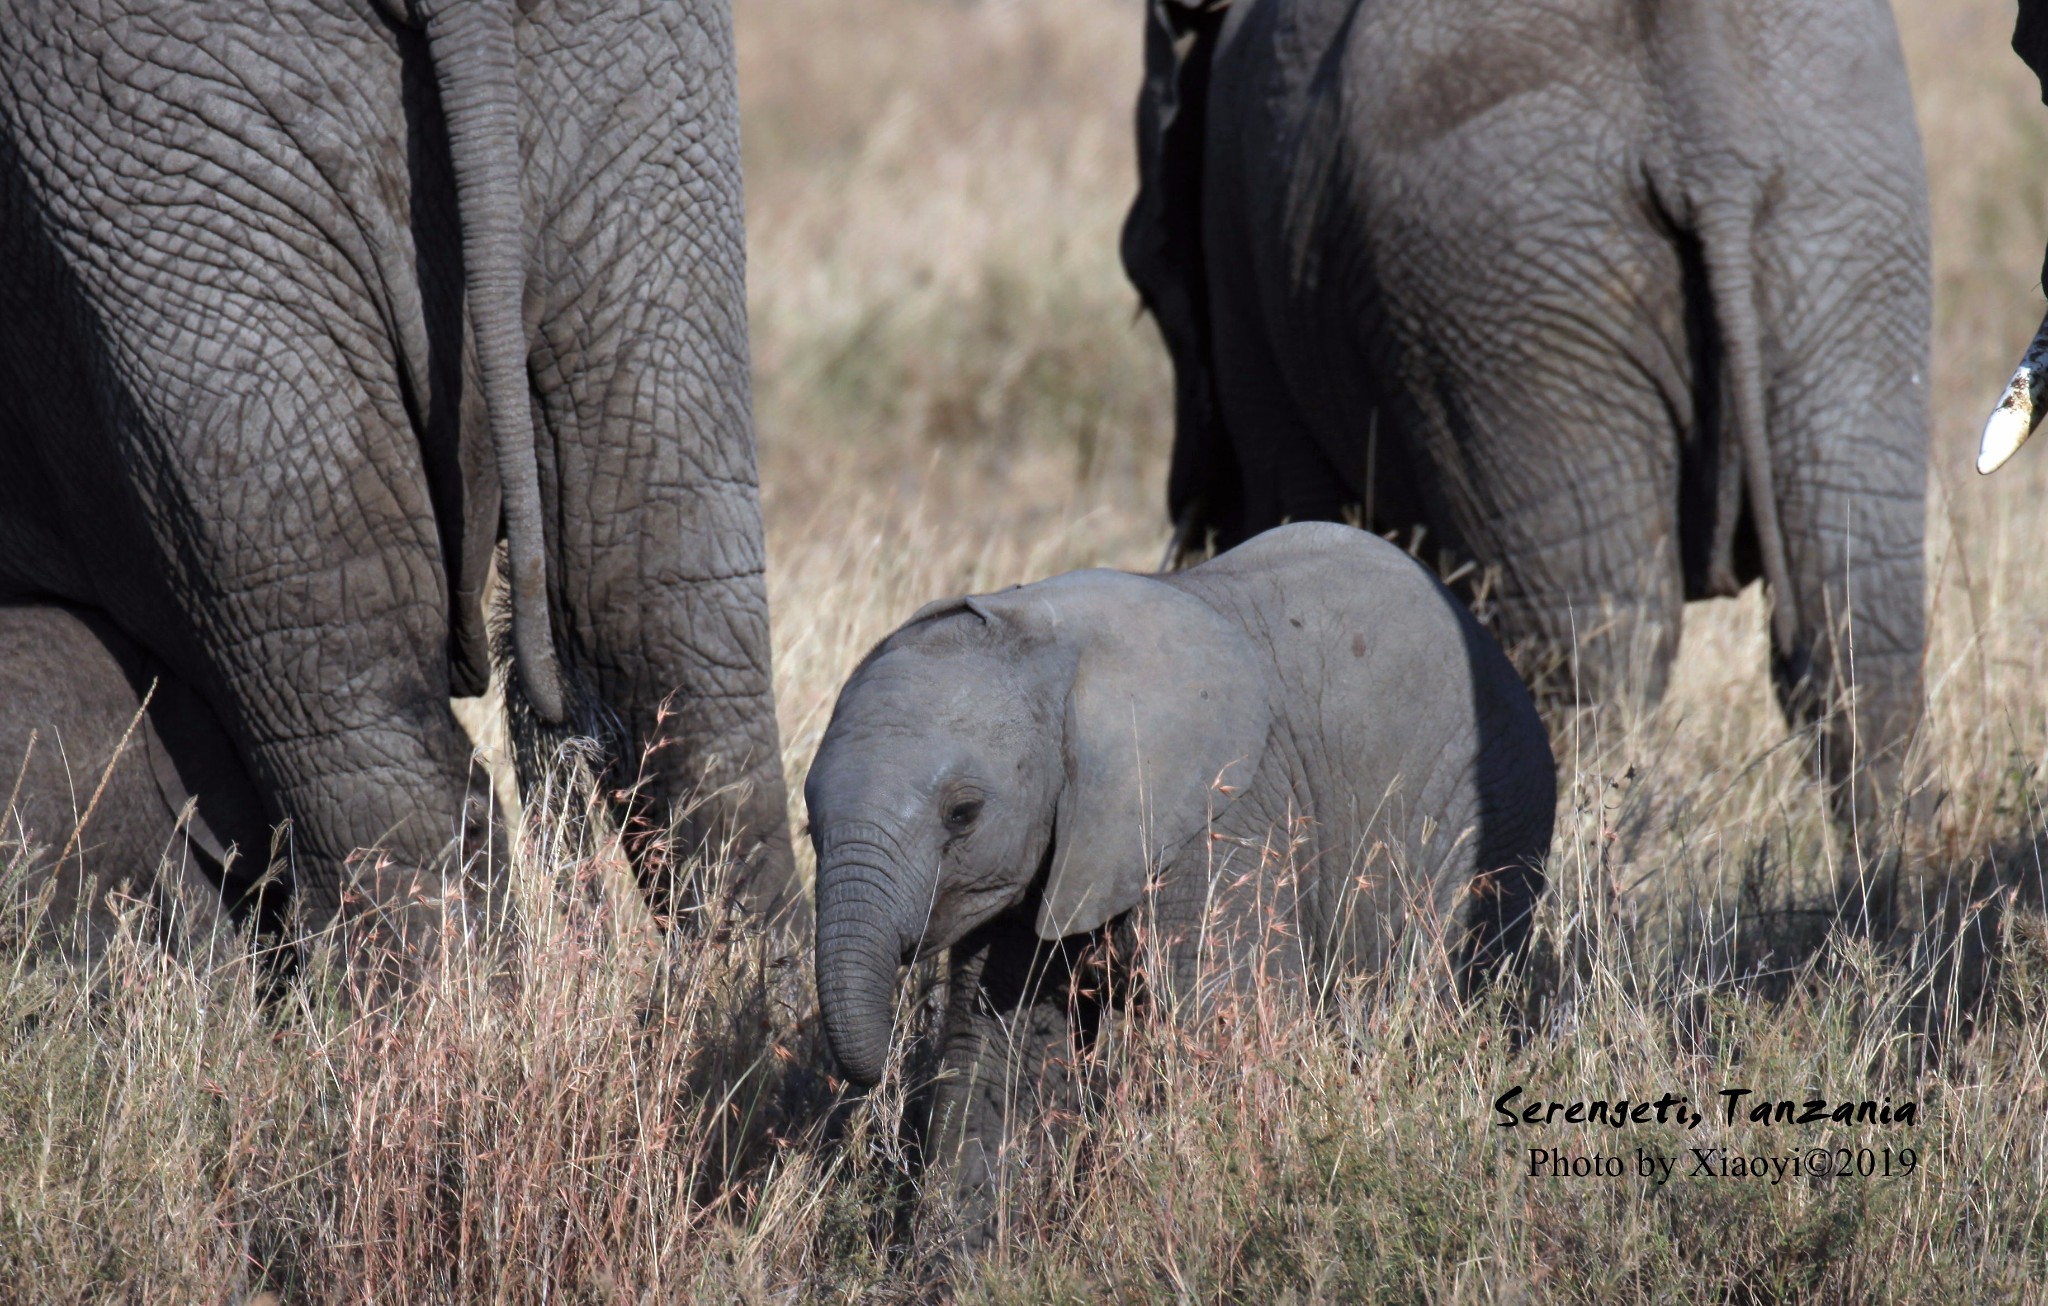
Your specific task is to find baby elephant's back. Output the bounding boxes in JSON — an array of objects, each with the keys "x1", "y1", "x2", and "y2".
[{"x1": 1169, "y1": 524, "x2": 1554, "y2": 968}]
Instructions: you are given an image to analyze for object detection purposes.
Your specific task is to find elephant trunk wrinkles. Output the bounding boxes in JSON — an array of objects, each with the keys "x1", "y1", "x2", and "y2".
[
  {"x1": 815, "y1": 850, "x2": 921, "y2": 1086},
  {"x1": 422, "y1": 0, "x2": 566, "y2": 722}
]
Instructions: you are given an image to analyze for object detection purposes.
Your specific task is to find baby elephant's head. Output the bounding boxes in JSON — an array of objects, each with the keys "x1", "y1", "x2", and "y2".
[{"x1": 805, "y1": 570, "x2": 1271, "y2": 1085}]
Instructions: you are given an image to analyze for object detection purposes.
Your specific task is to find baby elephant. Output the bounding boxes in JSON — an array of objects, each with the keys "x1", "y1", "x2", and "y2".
[{"x1": 806, "y1": 522, "x2": 1555, "y2": 1242}]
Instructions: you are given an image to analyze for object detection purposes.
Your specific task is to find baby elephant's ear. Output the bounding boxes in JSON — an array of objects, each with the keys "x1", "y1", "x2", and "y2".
[
  {"x1": 1029, "y1": 572, "x2": 1272, "y2": 941},
  {"x1": 905, "y1": 593, "x2": 1002, "y2": 626}
]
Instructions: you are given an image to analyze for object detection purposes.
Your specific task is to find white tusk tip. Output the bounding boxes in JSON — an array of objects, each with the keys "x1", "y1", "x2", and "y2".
[{"x1": 1979, "y1": 397, "x2": 2035, "y2": 475}]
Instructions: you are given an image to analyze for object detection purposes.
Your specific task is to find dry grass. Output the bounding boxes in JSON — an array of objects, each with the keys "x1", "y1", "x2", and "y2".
[{"x1": 4, "y1": 0, "x2": 2048, "y2": 1299}]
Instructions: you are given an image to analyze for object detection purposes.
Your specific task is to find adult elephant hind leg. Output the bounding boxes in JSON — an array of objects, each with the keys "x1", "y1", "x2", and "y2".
[
  {"x1": 1440, "y1": 384, "x2": 1688, "y2": 722},
  {"x1": 1491, "y1": 548, "x2": 1684, "y2": 719},
  {"x1": 1672, "y1": 0, "x2": 1932, "y2": 882},
  {"x1": 1194, "y1": 33, "x2": 1369, "y2": 556},
  {"x1": 1124, "y1": 0, "x2": 1243, "y2": 563},
  {"x1": 0, "y1": 0, "x2": 504, "y2": 978},
  {"x1": 133, "y1": 392, "x2": 507, "y2": 978},
  {"x1": 514, "y1": 0, "x2": 797, "y2": 930},
  {"x1": 1338, "y1": 120, "x2": 1695, "y2": 717},
  {"x1": 1759, "y1": 334, "x2": 1927, "y2": 860},
  {"x1": 1202, "y1": 255, "x2": 1366, "y2": 552},
  {"x1": 213, "y1": 581, "x2": 504, "y2": 980},
  {"x1": 1434, "y1": 217, "x2": 1695, "y2": 711},
  {"x1": 1742, "y1": 141, "x2": 1929, "y2": 862},
  {"x1": 1763, "y1": 416, "x2": 1926, "y2": 929}
]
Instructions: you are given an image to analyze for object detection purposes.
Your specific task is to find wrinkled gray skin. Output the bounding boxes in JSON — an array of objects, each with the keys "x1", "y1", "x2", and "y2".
[
  {"x1": 0, "y1": 0, "x2": 797, "y2": 948},
  {"x1": 807, "y1": 523, "x2": 1555, "y2": 1246},
  {"x1": 1125, "y1": 0, "x2": 1929, "y2": 827},
  {"x1": 0, "y1": 604, "x2": 270, "y2": 960}
]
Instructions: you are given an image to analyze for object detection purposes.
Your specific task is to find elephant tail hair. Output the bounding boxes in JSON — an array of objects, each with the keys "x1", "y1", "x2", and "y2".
[
  {"x1": 421, "y1": 0, "x2": 568, "y2": 724},
  {"x1": 1698, "y1": 206, "x2": 1799, "y2": 656}
]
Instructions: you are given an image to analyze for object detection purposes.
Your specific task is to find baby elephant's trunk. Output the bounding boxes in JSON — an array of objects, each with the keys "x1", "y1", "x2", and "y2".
[{"x1": 814, "y1": 839, "x2": 923, "y2": 1086}]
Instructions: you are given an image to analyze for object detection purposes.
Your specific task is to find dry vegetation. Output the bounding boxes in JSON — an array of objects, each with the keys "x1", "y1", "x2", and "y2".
[{"x1": 4, "y1": 0, "x2": 2048, "y2": 1299}]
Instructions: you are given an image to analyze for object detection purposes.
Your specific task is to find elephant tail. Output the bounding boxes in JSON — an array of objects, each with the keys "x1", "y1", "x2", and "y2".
[
  {"x1": 420, "y1": 0, "x2": 567, "y2": 723},
  {"x1": 1698, "y1": 205, "x2": 1799, "y2": 656},
  {"x1": 1659, "y1": 0, "x2": 1799, "y2": 654}
]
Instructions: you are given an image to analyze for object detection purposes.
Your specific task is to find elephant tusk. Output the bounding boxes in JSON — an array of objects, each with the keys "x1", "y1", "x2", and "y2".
[{"x1": 1979, "y1": 307, "x2": 2048, "y2": 474}]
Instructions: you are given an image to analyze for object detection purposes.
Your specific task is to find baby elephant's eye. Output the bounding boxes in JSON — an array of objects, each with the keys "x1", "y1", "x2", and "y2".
[{"x1": 944, "y1": 797, "x2": 984, "y2": 834}]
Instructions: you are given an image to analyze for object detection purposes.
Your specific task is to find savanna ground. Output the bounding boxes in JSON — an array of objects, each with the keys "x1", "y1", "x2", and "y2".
[{"x1": 4, "y1": 0, "x2": 2048, "y2": 1300}]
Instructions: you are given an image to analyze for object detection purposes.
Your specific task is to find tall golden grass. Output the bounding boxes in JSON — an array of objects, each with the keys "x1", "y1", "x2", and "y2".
[{"x1": 4, "y1": 0, "x2": 2048, "y2": 1299}]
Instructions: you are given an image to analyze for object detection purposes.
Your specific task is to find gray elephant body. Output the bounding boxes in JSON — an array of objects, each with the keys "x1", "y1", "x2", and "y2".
[
  {"x1": 1114, "y1": 529, "x2": 1553, "y2": 984},
  {"x1": 0, "y1": 0, "x2": 795, "y2": 938},
  {"x1": 806, "y1": 523, "x2": 1554, "y2": 1242},
  {"x1": 0, "y1": 603, "x2": 271, "y2": 961},
  {"x1": 1126, "y1": 0, "x2": 1929, "y2": 820}
]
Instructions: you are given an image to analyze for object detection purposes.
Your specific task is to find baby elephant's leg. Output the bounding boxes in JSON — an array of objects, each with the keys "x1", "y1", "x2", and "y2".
[{"x1": 921, "y1": 913, "x2": 1094, "y2": 1252}]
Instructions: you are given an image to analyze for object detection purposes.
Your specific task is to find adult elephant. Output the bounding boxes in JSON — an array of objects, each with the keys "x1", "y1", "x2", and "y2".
[
  {"x1": 1123, "y1": 0, "x2": 1930, "y2": 826},
  {"x1": 0, "y1": 0, "x2": 797, "y2": 952}
]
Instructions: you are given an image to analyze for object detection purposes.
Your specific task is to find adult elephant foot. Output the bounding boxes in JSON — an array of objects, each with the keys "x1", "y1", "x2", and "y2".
[
  {"x1": 1769, "y1": 467, "x2": 1928, "y2": 900},
  {"x1": 504, "y1": 686, "x2": 801, "y2": 942},
  {"x1": 1481, "y1": 538, "x2": 1687, "y2": 731},
  {"x1": 335, "y1": 857, "x2": 484, "y2": 994},
  {"x1": 1812, "y1": 667, "x2": 1932, "y2": 941},
  {"x1": 328, "y1": 783, "x2": 506, "y2": 995}
]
